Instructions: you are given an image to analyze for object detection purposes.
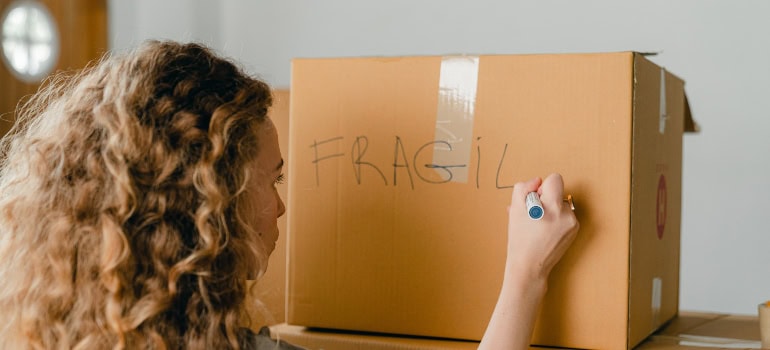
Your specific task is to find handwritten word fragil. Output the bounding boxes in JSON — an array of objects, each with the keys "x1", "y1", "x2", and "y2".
[{"x1": 309, "y1": 135, "x2": 518, "y2": 190}]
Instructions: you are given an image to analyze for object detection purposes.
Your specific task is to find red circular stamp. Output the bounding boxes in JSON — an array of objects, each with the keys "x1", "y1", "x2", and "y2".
[{"x1": 656, "y1": 174, "x2": 667, "y2": 240}]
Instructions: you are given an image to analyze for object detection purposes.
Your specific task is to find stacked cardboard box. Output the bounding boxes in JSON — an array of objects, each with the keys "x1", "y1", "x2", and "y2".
[
  {"x1": 285, "y1": 52, "x2": 697, "y2": 349},
  {"x1": 637, "y1": 312, "x2": 761, "y2": 349},
  {"x1": 269, "y1": 312, "x2": 760, "y2": 349}
]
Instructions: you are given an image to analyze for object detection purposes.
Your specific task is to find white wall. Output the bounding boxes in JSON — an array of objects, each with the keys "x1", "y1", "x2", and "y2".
[
  {"x1": 109, "y1": 0, "x2": 770, "y2": 316},
  {"x1": 109, "y1": 0, "x2": 222, "y2": 52}
]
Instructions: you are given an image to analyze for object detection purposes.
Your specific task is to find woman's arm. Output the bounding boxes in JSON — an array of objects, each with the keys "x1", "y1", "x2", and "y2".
[{"x1": 479, "y1": 174, "x2": 580, "y2": 350}]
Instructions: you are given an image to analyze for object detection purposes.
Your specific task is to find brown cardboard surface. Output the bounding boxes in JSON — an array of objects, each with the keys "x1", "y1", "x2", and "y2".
[
  {"x1": 270, "y1": 324, "x2": 480, "y2": 350},
  {"x1": 654, "y1": 311, "x2": 725, "y2": 336},
  {"x1": 636, "y1": 312, "x2": 760, "y2": 349},
  {"x1": 272, "y1": 313, "x2": 760, "y2": 350},
  {"x1": 287, "y1": 53, "x2": 692, "y2": 350},
  {"x1": 627, "y1": 55, "x2": 685, "y2": 347},
  {"x1": 242, "y1": 89, "x2": 291, "y2": 329},
  {"x1": 686, "y1": 315, "x2": 760, "y2": 341}
]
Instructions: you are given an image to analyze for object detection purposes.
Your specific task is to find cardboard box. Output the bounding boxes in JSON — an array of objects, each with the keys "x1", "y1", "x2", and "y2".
[
  {"x1": 270, "y1": 324, "x2": 479, "y2": 350},
  {"x1": 287, "y1": 52, "x2": 697, "y2": 349},
  {"x1": 636, "y1": 311, "x2": 761, "y2": 349},
  {"x1": 270, "y1": 312, "x2": 760, "y2": 350},
  {"x1": 241, "y1": 90, "x2": 291, "y2": 329}
]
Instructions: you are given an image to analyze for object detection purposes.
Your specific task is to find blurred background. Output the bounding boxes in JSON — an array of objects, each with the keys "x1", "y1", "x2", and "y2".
[{"x1": 1, "y1": 0, "x2": 767, "y2": 320}]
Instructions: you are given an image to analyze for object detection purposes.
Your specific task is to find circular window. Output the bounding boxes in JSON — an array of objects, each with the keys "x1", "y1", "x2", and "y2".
[{"x1": 1, "y1": 0, "x2": 60, "y2": 83}]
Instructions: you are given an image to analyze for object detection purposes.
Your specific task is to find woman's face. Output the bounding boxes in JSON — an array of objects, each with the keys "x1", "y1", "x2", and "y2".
[{"x1": 247, "y1": 118, "x2": 286, "y2": 258}]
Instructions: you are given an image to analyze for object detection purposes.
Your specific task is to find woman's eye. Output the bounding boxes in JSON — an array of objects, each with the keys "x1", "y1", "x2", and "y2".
[{"x1": 275, "y1": 173, "x2": 285, "y2": 185}]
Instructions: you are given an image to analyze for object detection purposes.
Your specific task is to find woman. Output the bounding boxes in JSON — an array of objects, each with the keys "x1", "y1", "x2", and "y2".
[{"x1": 0, "y1": 41, "x2": 577, "y2": 349}]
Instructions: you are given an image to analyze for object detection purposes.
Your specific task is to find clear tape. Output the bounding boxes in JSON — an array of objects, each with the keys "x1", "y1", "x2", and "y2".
[
  {"x1": 652, "y1": 277, "x2": 662, "y2": 328},
  {"x1": 433, "y1": 56, "x2": 479, "y2": 183},
  {"x1": 659, "y1": 68, "x2": 667, "y2": 134}
]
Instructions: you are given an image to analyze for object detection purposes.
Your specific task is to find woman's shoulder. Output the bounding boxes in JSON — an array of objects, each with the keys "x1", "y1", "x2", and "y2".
[{"x1": 239, "y1": 327, "x2": 307, "y2": 350}]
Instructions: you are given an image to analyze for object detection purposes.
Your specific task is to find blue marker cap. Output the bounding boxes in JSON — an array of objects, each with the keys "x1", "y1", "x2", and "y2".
[
  {"x1": 529, "y1": 206, "x2": 543, "y2": 220},
  {"x1": 526, "y1": 192, "x2": 544, "y2": 220}
]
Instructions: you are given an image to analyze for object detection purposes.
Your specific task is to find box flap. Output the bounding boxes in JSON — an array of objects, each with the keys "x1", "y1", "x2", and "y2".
[
  {"x1": 633, "y1": 52, "x2": 698, "y2": 133},
  {"x1": 683, "y1": 94, "x2": 699, "y2": 133}
]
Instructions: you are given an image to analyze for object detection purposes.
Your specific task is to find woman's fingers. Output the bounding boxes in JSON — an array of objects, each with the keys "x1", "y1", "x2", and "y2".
[
  {"x1": 511, "y1": 177, "x2": 542, "y2": 211},
  {"x1": 539, "y1": 173, "x2": 565, "y2": 210}
]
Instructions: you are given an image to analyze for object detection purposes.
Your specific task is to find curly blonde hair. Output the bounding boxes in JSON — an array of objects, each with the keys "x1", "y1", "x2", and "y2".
[{"x1": 0, "y1": 41, "x2": 273, "y2": 349}]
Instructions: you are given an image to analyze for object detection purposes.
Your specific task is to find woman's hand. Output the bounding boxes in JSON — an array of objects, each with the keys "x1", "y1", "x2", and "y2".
[
  {"x1": 506, "y1": 173, "x2": 580, "y2": 284},
  {"x1": 479, "y1": 173, "x2": 580, "y2": 350}
]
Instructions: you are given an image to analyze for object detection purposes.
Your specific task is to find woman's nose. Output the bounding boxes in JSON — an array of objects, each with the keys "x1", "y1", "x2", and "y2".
[{"x1": 276, "y1": 192, "x2": 286, "y2": 218}]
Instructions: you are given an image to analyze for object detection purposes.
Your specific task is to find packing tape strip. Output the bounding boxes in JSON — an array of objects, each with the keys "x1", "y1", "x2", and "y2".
[
  {"x1": 433, "y1": 56, "x2": 479, "y2": 183},
  {"x1": 652, "y1": 277, "x2": 662, "y2": 328},
  {"x1": 659, "y1": 67, "x2": 667, "y2": 135}
]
